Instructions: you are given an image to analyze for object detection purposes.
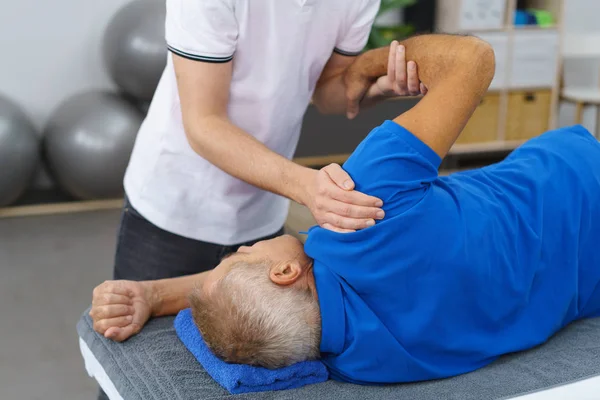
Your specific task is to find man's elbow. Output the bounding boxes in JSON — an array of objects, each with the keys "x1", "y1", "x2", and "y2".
[{"x1": 467, "y1": 38, "x2": 496, "y2": 86}]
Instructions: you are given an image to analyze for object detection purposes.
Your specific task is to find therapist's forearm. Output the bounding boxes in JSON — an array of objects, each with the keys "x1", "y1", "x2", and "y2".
[
  {"x1": 312, "y1": 74, "x2": 348, "y2": 115},
  {"x1": 184, "y1": 115, "x2": 313, "y2": 206},
  {"x1": 146, "y1": 271, "x2": 210, "y2": 317}
]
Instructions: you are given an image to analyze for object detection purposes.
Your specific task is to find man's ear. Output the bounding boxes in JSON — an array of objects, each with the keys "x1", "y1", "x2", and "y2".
[{"x1": 269, "y1": 260, "x2": 303, "y2": 286}]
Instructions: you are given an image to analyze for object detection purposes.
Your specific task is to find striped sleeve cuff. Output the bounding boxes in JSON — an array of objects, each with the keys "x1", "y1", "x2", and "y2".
[
  {"x1": 333, "y1": 47, "x2": 363, "y2": 57},
  {"x1": 167, "y1": 45, "x2": 233, "y2": 63}
]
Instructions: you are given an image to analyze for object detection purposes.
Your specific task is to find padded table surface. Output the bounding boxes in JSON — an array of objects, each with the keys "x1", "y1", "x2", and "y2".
[{"x1": 77, "y1": 311, "x2": 600, "y2": 400}]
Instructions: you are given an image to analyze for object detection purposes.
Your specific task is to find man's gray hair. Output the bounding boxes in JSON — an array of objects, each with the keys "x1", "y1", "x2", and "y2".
[{"x1": 189, "y1": 260, "x2": 321, "y2": 368}]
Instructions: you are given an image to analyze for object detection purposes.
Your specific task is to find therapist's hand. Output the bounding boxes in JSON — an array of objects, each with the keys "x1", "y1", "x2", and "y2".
[
  {"x1": 345, "y1": 40, "x2": 428, "y2": 119},
  {"x1": 300, "y1": 164, "x2": 384, "y2": 233},
  {"x1": 90, "y1": 280, "x2": 155, "y2": 342}
]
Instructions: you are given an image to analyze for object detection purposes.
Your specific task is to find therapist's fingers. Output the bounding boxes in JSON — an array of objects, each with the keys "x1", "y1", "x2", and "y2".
[
  {"x1": 329, "y1": 199, "x2": 385, "y2": 220},
  {"x1": 331, "y1": 186, "x2": 383, "y2": 208},
  {"x1": 318, "y1": 195, "x2": 382, "y2": 230},
  {"x1": 322, "y1": 213, "x2": 375, "y2": 231},
  {"x1": 406, "y1": 61, "x2": 421, "y2": 96},
  {"x1": 323, "y1": 163, "x2": 354, "y2": 190},
  {"x1": 315, "y1": 165, "x2": 382, "y2": 207},
  {"x1": 420, "y1": 82, "x2": 428, "y2": 95},
  {"x1": 94, "y1": 316, "x2": 134, "y2": 335},
  {"x1": 321, "y1": 223, "x2": 355, "y2": 233}
]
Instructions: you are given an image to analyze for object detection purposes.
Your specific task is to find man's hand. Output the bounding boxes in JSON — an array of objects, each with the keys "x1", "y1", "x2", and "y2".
[
  {"x1": 345, "y1": 40, "x2": 428, "y2": 119},
  {"x1": 368, "y1": 41, "x2": 428, "y2": 99},
  {"x1": 300, "y1": 164, "x2": 384, "y2": 233},
  {"x1": 90, "y1": 280, "x2": 156, "y2": 342}
]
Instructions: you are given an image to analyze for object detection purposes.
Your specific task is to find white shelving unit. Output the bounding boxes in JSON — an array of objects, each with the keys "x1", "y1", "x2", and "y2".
[
  {"x1": 294, "y1": 0, "x2": 566, "y2": 169},
  {"x1": 435, "y1": 0, "x2": 564, "y2": 152}
]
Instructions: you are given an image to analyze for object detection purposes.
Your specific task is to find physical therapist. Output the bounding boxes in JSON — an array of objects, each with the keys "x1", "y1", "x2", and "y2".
[{"x1": 112, "y1": 0, "x2": 423, "y2": 304}]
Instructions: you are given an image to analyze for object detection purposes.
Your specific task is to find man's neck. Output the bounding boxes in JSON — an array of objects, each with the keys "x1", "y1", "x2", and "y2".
[{"x1": 305, "y1": 260, "x2": 318, "y2": 301}]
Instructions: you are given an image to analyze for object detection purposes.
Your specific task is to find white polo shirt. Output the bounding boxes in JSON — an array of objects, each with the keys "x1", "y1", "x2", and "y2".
[{"x1": 124, "y1": 0, "x2": 380, "y2": 245}]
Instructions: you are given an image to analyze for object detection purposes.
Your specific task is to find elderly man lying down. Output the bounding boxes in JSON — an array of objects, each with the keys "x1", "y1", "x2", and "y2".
[{"x1": 90, "y1": 33, "x2": 600, "y2": 385}]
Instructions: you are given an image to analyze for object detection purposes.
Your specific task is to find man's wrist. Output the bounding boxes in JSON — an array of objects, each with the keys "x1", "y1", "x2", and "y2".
[
  {"x1": 142, "y1": 281, "x2": 162, "y2": 317},
  {"x1": 362, "y1": 81, "x2": 391, "y2": 106}
]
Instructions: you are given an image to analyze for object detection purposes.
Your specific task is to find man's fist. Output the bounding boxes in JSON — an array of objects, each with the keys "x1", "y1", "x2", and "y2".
[{"x1": 90, "y1": 280, "x2": 155, "y2": 342}]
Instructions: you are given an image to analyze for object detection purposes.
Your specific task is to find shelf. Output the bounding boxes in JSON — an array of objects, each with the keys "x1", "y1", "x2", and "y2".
[
  {"x1": 449, "y1": 140, "x2": 525, "y2": 155},
  {"x1": 294, "y1": 140, "x2": 525, "y2": 168},
  {"x1": 0, "y1": 198, "x2": 123, "y2": 219},
  {"x1": 294, "y1": 154, "x2": 350, "y2": 167},
  {"x1": 506, "y1": 87, "x2": 555, "y2": 92},
  {"x1": 512, "y1": 24, "x2": 558, "y2": 30},
  {"x1": 1, "y1": 147, "x2": 518, "y2": 219}
]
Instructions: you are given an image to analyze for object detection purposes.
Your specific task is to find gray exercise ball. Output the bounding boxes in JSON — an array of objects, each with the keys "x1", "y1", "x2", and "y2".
[
  {"x1": 0, "y1": 95, "x2": 40, "y2": 206},
  {"x1": 44, "y1": 91, "x2": 143, "y2": 200},
  {"x1": 103, "y1": 0, "x2": 167, "y2": 102}
]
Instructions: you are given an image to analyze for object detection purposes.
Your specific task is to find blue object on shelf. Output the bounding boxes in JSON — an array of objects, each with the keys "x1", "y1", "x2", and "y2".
[
  {"x1": 514, "y1": 10, "x2": 537, "y2": 26},
  {"x1": 514, "y1": 10, "x2": 528, "y2": 25}
]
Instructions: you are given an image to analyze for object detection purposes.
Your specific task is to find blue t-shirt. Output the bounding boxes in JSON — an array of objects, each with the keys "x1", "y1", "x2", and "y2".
[{"x1": 304, "y1": 121, "x2": 600, "y2": 384}]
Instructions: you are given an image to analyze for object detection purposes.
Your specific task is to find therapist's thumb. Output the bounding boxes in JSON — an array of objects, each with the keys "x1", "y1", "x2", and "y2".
[{"x1": 323, "y1": 163, "x2": 354, "y2": 190}]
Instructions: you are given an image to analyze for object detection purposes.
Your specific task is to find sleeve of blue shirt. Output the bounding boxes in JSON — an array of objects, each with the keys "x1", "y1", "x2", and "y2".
[{"x1": 342, "y1": 120, "x2": 442, "y2": 217}]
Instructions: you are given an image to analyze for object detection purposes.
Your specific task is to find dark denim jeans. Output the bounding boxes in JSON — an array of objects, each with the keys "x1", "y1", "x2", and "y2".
[
  {"x1": 97, "y1": 197, "x2": 284, "y2": 399},
  {"x1": 113, "y1": 197, "x2": 284, "y2": 281}
]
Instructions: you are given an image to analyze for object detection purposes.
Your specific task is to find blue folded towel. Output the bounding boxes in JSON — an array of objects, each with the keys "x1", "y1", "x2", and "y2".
[{"x1": 174, "y1": 308, "x2": 329, "y2": 394}]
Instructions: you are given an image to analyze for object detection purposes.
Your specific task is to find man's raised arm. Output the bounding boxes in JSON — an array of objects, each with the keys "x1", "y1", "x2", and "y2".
[{"x1": 345, "y1": 34, "x2": 495, "y2": 158}]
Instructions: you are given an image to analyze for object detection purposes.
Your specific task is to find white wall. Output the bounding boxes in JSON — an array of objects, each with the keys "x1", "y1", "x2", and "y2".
[
  {"x1": 0, "y1": 0, "x2": 133, "y2": 188},
  {"x1": 6, "y1": 0, "x2": 594, "y2": 134},
  {"x1": 0, "y1": 0, "x2": 131, "y2": 130},
  {"x1": 562, "y1": 0, "x2": 600, "y2": 34},
  {"x1": 1, "y1": 1, "x2": 598, "y2": 156}
]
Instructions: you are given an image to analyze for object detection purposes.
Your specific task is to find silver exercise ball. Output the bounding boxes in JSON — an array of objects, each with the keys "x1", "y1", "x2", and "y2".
[
  {"x1": 0, "y1": 95, "x2": 40, "y2": 207},
  {"x1": 103, "y1": 0, "x2": 167, "y2": 102},
  {"x1": 44, "y1": 91, "x2": 143, "y2": 200}
]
